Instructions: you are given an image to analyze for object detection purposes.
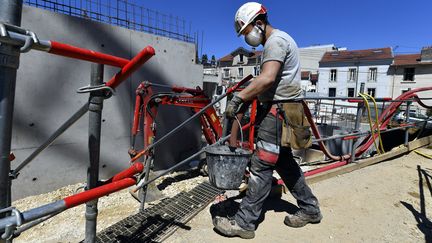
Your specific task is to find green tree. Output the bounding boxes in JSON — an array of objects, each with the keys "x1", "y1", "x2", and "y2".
[
  {"x1": 201, "y1": 54, "x2": 208, "y2": 65},
  {"x1": 210, "y1": 55, "x2": 216, "y2": 66}
]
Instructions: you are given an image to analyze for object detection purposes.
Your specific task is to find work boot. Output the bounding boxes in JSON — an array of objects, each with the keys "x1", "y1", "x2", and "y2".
[
  {"x1": 284, "y1": 210, "x2": 323, "y2": 228},
  {"x1": 213, "y1": 216, "x2": 255, "y2": 239}
]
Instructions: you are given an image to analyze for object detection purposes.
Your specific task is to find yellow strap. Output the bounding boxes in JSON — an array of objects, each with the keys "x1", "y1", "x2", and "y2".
[
  {"x1": 414, "y1": 150, "x2": 432, "y2": 159},
  {"x1": 359, "y1": 93, "x2": 382, "y2": 154},
  {"x1": 363, "y1": 93, "x2": 385, "y2": 153}
]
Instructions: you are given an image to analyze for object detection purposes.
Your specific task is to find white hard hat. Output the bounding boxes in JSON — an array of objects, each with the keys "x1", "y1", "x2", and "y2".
[{"x1": 234, "y1": 2, "x2": 267, "y2": 36}]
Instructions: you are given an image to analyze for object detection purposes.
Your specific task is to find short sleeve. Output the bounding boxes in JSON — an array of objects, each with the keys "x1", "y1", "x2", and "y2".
[{"x1": 262, "y1": 36, "x2": 288, "y2": 64}]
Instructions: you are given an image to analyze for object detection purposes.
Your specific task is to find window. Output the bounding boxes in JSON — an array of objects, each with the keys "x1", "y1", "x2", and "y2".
[
  {"x1": 403, "y1": 68, "x2": 415, "y2": 81},
  {"x1": 254, "y1": 66, "x2": 260, "y2": 76},
  {"x1": 223, "y1": 69, "x2": 230, "y2": 78},
  {"x1": 239, "y1": 54, "x2": 244, "y2": 63},
  {"x1": 348, "y1": 68, "x2": 357, "y2": 82},
  {"x1": 238, "y1": 67, "x2": 243, "y2": 78},
  {"x1": 329, "y1": 88, "x2": 336, "y2": 97},
  {"x1": 368, "y1": 68, "x2": 377, "y2": 82},
  {"x1": 330, "y1": 69, "x2": 337, "y2": 82},
  {"x1": 301, "y1": 71, "x2": 310, "y2": 80},
  {"x1": 367, "y1": 88, "x2": 376, "y2": 98},
  {"x1": 347, "y1": 88, "x2": 355, "y2": 97}
]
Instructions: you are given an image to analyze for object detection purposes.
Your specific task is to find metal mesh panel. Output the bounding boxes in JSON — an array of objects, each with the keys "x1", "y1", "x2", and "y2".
[
  {"x1": 95, "y1": 181, "x2": 223, "y2": 242},
  {"x1": 24, "y1": 0, "x2": 195, "y2": 43}
]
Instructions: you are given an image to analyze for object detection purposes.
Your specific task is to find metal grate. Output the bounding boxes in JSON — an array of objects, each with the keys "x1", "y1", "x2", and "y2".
[
  {"x1": 24, "y1": 0, "x2": 196, "y2": 43},
  {"x1": 95, "y1": 181, "x2": 223, "y2": 243}
]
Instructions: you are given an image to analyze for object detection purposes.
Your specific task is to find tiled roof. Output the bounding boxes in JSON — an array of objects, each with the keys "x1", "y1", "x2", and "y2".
[
  {"x1": 218, "y1": 48, "x2": 262, "y2": 62},
  {"x1": 392, "y1": 54, "x2": 422, "y2": 66},
  {"x1": 320, "y1": 47, "x2": 393, "y2": 63},
  {"x1": 219, "y1": 54, "x2": 234, "y2": 62}
]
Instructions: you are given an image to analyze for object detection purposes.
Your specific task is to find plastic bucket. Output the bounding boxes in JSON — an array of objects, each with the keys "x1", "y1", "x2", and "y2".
[{"x1": 205, "y1": 145, "x2": 252, "y2": 190}]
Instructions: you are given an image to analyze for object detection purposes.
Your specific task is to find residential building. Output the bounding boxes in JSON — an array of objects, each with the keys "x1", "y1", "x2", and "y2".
[
  {"x1": 218, "y1": 47, "x2": 262, "y2": 86},
  {"x1": 214, "y1": 45, "x2": 337, "y2": 93},
  {"x1": 318, "y1": 47, "x2": 394, "y2": 98},
  {"x1": 299, "y1": 44, "x2": 339, "y2": 93},
  {"x1": 388, "y1": 46, "x2": 432, "y2": 112}
]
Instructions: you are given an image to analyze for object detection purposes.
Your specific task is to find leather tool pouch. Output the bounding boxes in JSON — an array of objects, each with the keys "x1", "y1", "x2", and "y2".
[{"x1": 281, "y1": 103, "x2": 312, "y2": 149}]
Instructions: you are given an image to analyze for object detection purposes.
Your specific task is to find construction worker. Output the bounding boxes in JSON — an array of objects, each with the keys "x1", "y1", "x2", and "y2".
[{"x1": 213, "y1": 2, "x2": 322, "y2": 239}]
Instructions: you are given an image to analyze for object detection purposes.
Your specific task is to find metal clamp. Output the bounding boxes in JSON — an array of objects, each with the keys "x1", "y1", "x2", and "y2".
[
  {"x1": 20, "y1": 29, "x2": 39, "y2": 53},
  {"x1": 0, "y1": 207, "x2": 23, "y2": 240},
  {"x1": 77, "y1": 84, "x2": 115, "y2": 98},
  {"x1": 9, "y1": 170, "x2": 19, "y2": 180},
  {"x1": 0, "y1": 23, "x2": 8, "y2": 38},
  {"x1": 0, "y1": 22, "x2": 40, "y2": 52}
]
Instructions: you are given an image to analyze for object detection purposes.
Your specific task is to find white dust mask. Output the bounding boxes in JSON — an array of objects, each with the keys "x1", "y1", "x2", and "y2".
[{"x1": 244, "y1": 24, "x2": 264, "y2": 47}]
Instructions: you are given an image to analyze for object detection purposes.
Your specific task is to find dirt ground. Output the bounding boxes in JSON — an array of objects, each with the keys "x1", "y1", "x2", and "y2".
[
  {"x1": 11, "y1": 147, "x2": 432, "y2": 242},
  {"x1": 167, "y1": 147, "x2": 432, "y2": 243}
]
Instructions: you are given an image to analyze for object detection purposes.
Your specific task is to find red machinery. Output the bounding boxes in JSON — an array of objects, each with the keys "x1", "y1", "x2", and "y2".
[
  {"x1": 128, "y1": 82, "x2": 223, "y2": 159},
  {"x1": 128, "y1": 81, "x2": 259, "y2": 160}
]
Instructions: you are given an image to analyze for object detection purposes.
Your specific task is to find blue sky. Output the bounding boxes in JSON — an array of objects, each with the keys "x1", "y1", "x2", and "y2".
[{"x1": 138, "y1": 0, "x2": 431, "y2": 59}]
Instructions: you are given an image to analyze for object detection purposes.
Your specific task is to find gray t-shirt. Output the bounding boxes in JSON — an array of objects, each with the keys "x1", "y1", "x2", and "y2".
[{"x1": 258, "y1": 29, "x2": 302, "y2": 102}]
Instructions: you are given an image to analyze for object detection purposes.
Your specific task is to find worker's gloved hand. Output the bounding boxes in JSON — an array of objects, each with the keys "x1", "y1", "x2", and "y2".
[{"x1": 225, "y1": 95, "x2": 244, "y2": 119}]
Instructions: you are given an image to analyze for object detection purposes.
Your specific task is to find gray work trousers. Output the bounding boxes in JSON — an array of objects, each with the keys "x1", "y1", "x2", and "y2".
[{"x1": 235, "y1": 104, "x2": 321, "y2": 231}]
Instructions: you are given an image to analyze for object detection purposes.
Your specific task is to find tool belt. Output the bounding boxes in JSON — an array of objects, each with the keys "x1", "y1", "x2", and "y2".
[{"x1": 278, "y1": 103, "x2": 312, "y2": 149}]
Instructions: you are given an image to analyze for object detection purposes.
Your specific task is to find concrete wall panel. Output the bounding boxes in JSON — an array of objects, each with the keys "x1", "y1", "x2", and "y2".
[{"x1": 10, "y1": 6, "x2": 203, "y2": 200}]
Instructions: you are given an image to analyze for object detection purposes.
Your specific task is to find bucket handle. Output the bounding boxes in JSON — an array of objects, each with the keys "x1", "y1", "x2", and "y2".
[{"x1": 234, "y1": 116, "x2": 244, "y2": 148}]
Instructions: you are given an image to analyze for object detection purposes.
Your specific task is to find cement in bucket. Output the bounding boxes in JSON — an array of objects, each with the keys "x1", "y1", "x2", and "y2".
[{"x1": 205, "y1": 145, "x2": 252, "y2": 190}]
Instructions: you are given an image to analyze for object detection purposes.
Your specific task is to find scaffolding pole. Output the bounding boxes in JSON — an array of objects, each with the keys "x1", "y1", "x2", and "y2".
[
  {"x1": 0, "y1": 1, "x2": 22, "y2": 242},
  {"x1": 85, "y1": 63, "x2": 104, "y2": 243}
]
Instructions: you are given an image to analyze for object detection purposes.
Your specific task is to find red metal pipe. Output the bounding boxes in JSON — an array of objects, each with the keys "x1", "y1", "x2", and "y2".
[
  {"x1": 132, "y1": 94, "x2": 142, "y2": 136},
  {"x1": 276, "y1": 87, "x2": 432, "y2": 185},
  {"x1": 105, "y1": 162, "x2": 144, "y2": 184},
  {"x1": 143, "y1": 88, "x2": 156, "y2": 149},
  {"x1": 347, "y1": 99, "x2": 363, "y2": 103},
  {"x1": 64, "y1": 178, "x2": 136, "y2": 208},
  {"x1": 105, "y1": 46, "x2": 156, "y2": 89},
  {"x1": 342, "y1": 135, "x2": 358, "y2": 141},
  {"x1": 49, "y1": 41, "x2": 130, "y2": 67},
  {"x1": 171, "y1": 86, "x2": 204, "y2": 96},
  {"x1": 302, "y1": 101, "x2": 350, "y2": 161},
  {"x1": 355, "y1": 87, "x2": 432, "y2": 156},
  {"x1": 304, "y1": 161, "x2": 348, "y2": 177},
  {"x1": 227, "y1": 75, "x2": 253, "y2": 93}
]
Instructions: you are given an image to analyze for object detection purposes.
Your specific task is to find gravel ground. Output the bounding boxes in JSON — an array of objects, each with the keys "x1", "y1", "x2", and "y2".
[
  {"x1": 10, "y1": 147, "x2": 432, "y2": 242},
  {"x1": 12, "y1": 170, "x2": 207, "y2": 243}
]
